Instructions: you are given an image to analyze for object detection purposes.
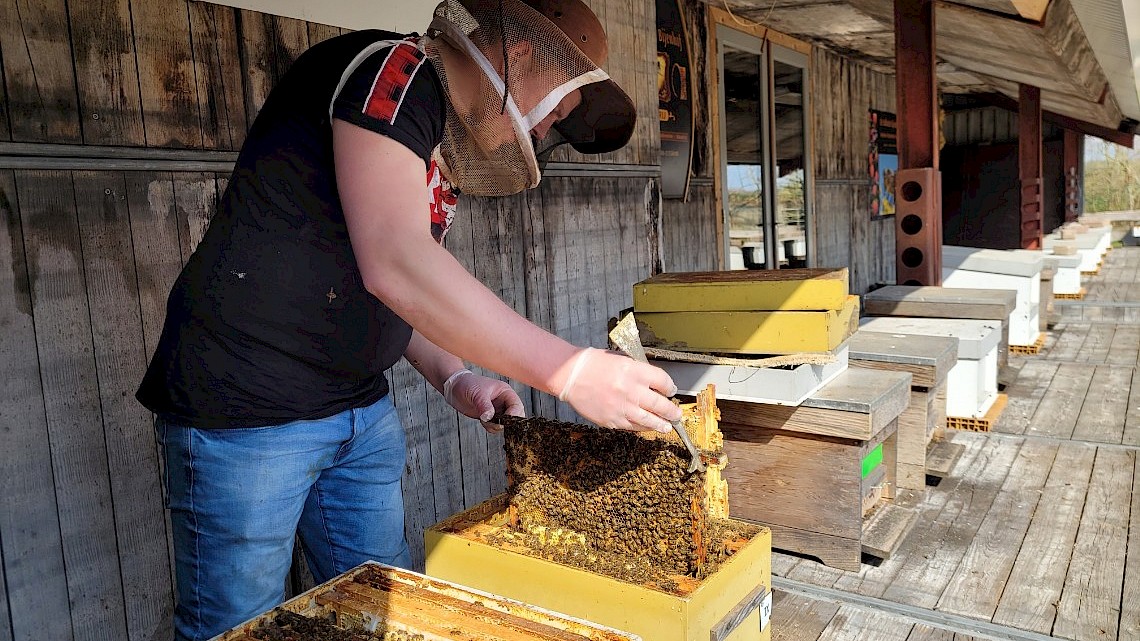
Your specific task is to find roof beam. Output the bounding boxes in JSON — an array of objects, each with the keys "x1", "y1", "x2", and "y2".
[{"x1": 973, "y1": 92, "x2": 1135, "y2": 147}]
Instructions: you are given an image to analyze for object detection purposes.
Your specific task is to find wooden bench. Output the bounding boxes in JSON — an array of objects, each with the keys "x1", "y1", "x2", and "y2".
[
  {"x1": 941, "y1": 246, "x2": 1045, "y2": 354},
  {"x1": 859, "y1": 317, "x2": 1004, "y2": 430},
  {"x1": 862, "y1": 285, "x2": 1016, "y2": 367},
  {"x1": 847, "y1": 329, "x2": 958, "y2": 492},
  {"x1": 719, "y1": 367, "x2": 915, "y2": 571}
]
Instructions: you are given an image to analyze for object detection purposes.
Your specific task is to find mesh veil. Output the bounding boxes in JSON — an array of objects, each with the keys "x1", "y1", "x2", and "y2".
[{"x1": 424, "y1": 0, "x2": 610, "y2": 196}]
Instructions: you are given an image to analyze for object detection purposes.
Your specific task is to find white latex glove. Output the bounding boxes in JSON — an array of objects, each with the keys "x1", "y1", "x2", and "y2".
[
  {"x1": 443, "y1": 369, "x2": 526, "y2": 434},
  {"x1": 557, "y1": 348, "x2": 682, "y2": 433}
]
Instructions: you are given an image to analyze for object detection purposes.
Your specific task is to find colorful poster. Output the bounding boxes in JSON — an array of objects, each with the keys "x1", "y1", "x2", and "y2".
[
  {"x1": 869, "y1": 110, "x2": 899, "y2": 218},
  {"x1": 656, "y1": 0, "x2": 693, "y2": 200}
]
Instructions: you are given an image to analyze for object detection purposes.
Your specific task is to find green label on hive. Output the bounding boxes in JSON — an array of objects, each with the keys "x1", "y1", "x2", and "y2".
[{"x1": 861, "y1": 443, "x2": 883, "y2": 479}]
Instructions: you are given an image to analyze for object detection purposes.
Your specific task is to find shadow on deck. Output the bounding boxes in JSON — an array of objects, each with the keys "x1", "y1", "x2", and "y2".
[{"x1": 770, "y1": 246, "x2": 1140, "y2": 641}]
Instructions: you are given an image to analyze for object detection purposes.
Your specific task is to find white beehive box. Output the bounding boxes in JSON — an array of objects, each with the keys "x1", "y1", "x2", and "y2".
[
  {"x1": 941, "y1": 245, "x2": 1042, "y2": 349},
  {"x1": 657, "y1": 346, "x2": 849, "y2": 406},
  {"x1": 1044, "y1": 234, "x2": 1102, "y2": 273},
  {"x1": 1013, "y1": 249, "x2": 1082, "y2": 295},
  {"x1": 859, "y1": 317, "x2": 1001, "y2": 419}
]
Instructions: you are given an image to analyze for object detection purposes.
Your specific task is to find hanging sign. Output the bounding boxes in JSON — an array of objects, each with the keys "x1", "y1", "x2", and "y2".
[{"x1": 656, "y1": 0, "x2": 694, "y2": 200}]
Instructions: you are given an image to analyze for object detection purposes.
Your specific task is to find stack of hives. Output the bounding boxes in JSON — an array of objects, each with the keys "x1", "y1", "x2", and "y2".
[
  {"x1": 627, "y1": 269, "x2": 920, "y2": 570},
  {"x1": 631, "y1": 268, "x2": 857, "y2": 405}
]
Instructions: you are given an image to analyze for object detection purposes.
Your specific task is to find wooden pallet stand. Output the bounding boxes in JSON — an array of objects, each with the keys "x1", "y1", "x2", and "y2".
[
  {"x1": 718, "y1": 367, "x2": 916, "y2": 571},
  {"x1": 215, "y1": 562, "x2": 641, "y2": 641},
  {"x1": 1054, "y1": 288, "x2": 1087, "y2": 300},
  {"x1": 945, "y1": 393, "x2": 1009, "y2": 432},
  {"x1": 1008, "y1": 333, "x2": 1046, "y2": 355},
  {"x1": 847, "y1": 329, "x2": 957, "y2": 492},
  {"x1": 941, "y1": 245, "x2": 1044, "y2": 352},
  {"x1": 859, "y1": 317, "x2": 1001, "y2": 423},
  {"x1": 862, "y1": 285, "x2": 1016, "y2": 368}
]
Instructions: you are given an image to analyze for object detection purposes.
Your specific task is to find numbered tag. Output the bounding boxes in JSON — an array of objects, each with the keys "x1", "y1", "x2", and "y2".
[{"x1": 758, "y1": 590, "x2": 773, "y2": 632}]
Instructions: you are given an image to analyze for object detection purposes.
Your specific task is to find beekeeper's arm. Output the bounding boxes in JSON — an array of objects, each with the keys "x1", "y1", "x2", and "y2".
[{"x1": 334, "y1": 121, "x2": 681, "y2": 432}]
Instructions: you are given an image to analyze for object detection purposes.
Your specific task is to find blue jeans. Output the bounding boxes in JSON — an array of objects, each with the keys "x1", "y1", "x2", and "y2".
[{"x1": 158, "y1": 395, "x2": 411, "y2": 641}]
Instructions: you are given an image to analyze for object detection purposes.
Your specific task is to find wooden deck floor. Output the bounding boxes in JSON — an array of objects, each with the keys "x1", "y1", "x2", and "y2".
[{"x1": 768, "y1": 247, "x2": 1140, "y2": 641}]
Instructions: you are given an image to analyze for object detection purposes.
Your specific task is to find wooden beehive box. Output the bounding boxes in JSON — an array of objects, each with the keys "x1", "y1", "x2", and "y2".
[
  {"x1": 636, "y1": 296, "x2": 860, "y2": 355},
  {"x1": 425, "y1": 498, "x2": 771, "y2": 641},
  {"x1": 847, "y1": 329, "x2": 958, "y2": 491},
  {"x1": 718, "y1": 367, "x2": 915, "y2": 571},
  {"x1": 633, "y1": 268, "x2": 850, "y2": 312},
  {"x1": 424, "y1": 388, "x2": 772, "y2": 641},
  {"x1": 211, "y1": 561, "x2": 641, "y2": 641},
  {"x1": 632, "y1": 269, "x2": 857, "y2": 355}
]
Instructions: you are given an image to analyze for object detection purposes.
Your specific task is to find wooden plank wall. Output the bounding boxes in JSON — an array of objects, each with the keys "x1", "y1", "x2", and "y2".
[
  {"x1": 810, "y1": 48, "x2": 897, "y2": 294},
  {"x1": 0, "y1": 0, "x2": 659, "y2": 638}
]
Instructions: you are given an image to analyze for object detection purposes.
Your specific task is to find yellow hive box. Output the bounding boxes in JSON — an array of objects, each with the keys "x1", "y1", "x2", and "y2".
[
  {"x1": 637, "y1": 295, "x2": 860, "y2": 355},
  {"x1": 633, "y1": 268, "x2": 849, "y2": 312},
  {"x1": 425, "y1": 497, "x2": 772, "y2": 641}
]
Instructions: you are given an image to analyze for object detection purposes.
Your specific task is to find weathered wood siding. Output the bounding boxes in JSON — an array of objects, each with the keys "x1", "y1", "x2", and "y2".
[
  {"x1": 810, "y1": 48, "x2": 896, "y2": 294},
  {"x1": 0, "y1": 0, "x2": 659, "y2": 638}
]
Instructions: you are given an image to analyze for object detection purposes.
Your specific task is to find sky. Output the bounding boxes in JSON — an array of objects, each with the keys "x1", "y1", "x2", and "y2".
[{"x1": 1085, "y1": 136, "x2": 1140, "y2": 162}]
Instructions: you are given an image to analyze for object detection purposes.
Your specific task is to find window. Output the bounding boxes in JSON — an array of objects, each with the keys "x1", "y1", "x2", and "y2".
[{"x1": 717, "y1": 26, "x2": 811, "y2": 270}]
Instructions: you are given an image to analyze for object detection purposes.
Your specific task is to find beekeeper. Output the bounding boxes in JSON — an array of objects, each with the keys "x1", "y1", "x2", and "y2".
[{"x1": 135, "y1": 1, "x2": 682, "y2": 639}]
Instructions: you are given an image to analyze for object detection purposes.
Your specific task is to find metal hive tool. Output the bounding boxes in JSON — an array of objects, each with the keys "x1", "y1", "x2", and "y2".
[{"x1": 608, "y1": 312, "x2": 706, "y2": 473}]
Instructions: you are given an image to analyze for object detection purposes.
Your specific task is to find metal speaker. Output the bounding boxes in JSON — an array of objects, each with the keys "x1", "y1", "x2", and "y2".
[{"x1": 894, "y1": 167, "x2": 942, "y2": 286}]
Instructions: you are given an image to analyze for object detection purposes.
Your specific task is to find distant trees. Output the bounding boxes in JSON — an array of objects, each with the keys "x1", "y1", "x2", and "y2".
[{"x1": 1084, "y1": 137, "x2": 1140, "y2": 212}]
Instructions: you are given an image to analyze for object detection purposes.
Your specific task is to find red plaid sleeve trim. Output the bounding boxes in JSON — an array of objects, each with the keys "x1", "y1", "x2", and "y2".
[{"x1": 363, "y1": 42, "x2": 426, "y2": 124}]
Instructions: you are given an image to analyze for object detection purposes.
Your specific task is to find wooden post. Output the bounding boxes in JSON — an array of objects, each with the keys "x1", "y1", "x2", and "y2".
[
  {"x1": 894, "y1": 0, "x2": 942, "y2": 286},
  {"x1": 1019, "y1": 83, "x2": 1044, "y2": 248},
  {"x1": 895, "y1": 0, "x2": 938, "y2": 170},
  {"x1": 1063, "y1": 129, "x2": 1083, "y2": 222}
]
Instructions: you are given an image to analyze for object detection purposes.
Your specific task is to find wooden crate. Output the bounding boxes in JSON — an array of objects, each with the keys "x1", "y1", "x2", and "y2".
[
  {"x1": 847, "y1": 330, "x2": 957, "y2": 491},
  {"x1": 425, "y1": 496, "x2": 772, "y2": 641},
  {"x1": 636, "y1": 295, "x2": 859, "y2": 355},
  {"x1": 718, "y1": 368, "x2": 916, "y2": 570},
  {"x1": 213, "y1": 561, "x2": 640, "y2": 641},
  {"x1": 633, "y1": 268, "x2": 849, "y2": 312}
]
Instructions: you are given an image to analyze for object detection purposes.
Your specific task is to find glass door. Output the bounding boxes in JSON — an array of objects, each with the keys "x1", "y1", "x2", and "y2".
[
  {"x1": 716, "y1": 27, "x2": 812, "y2": 270},
  {"x1": 717, "y1": 26, "x2": 771, "y2": 270},
  {"x1": 771, "y1": 46, "x2": 810, "y2": 269}
]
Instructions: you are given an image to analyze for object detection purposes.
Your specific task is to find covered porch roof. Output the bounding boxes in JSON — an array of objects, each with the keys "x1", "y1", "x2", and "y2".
[{"x1": 713, "y1": 0, "x2": 1140, "y2": 141}]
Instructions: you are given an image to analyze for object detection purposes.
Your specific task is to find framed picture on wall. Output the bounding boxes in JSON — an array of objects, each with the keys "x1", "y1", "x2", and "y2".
[{"x1": 869, "y1": 110, "x2": 898, "y2": 219}]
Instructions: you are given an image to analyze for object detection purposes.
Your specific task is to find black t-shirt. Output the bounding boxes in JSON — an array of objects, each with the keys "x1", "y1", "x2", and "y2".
[{"x1": 136, "y1": 31, "x2": 455, "y2": 428}]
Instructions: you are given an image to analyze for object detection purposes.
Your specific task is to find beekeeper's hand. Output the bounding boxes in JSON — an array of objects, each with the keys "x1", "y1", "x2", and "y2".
[
  {"x1": 557, "y1": 348, "x2": 681, "y2": 433},
  {"x1": 443, "y1": 369, "x2": 526, "y2": 434}
]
